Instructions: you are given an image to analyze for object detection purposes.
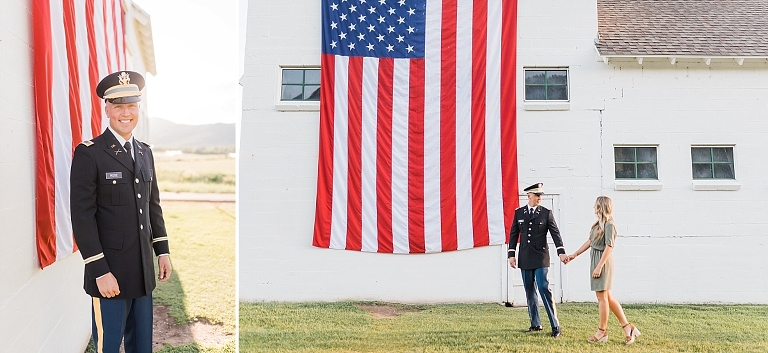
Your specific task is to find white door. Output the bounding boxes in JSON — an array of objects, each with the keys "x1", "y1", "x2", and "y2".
[{"x1": 504, "y1": 195, "x2": 563, "y2": 306}]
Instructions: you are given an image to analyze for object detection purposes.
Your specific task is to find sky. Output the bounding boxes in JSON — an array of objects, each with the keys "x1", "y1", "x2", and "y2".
[{"x1": 132, "y1": 0, "x2": 243, "y2": 125}]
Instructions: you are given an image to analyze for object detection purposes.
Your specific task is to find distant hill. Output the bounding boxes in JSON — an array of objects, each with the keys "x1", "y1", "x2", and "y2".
[{"x1": 147, "y1": 118, "x2": 235, "y2": 151}]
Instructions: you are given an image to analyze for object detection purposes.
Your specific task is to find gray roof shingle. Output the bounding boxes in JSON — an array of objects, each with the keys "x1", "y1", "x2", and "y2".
[{"x1": 596, "y1": 0, "x2": 768, "y2": 56}]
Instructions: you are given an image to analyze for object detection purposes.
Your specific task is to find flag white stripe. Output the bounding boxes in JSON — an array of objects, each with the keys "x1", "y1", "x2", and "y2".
[
  {"x1": 455, "y1": 0, "x2": 474, "y2": 250},
  {"x1": 361, "y1": 57, "x2": 379, "y2": 252},
  {"x1": 423, "y1": 0, "x2": 443, "y2": 253},
  {"x1": 104, "y1": 0, "x2": 116, "y2": 71},
  {"x1": 391, "y1": 58, "x2": 410, "y2": 254},
  {"x1": 75, "y1": 0, "x2": 92, "y2": 141},
  {"x1": 50, "y1": 0, "x2": 75, "y2": 260},
  {"x1": 93, "y1": 0, "x2": 108, "y2": 130},
  {"x1": 485, "y1": 0, "x2": 506, "y2": 245},
  {"x1": 115, "y1": 1, "x2": 125, "y2": 69},
  {"x1": 330, "y1": 55, "x2": 349, "y2": 250}
]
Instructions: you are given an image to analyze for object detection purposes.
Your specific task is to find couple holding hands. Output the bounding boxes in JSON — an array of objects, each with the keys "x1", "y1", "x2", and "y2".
[{"x1": 508, "y1": 183, "x2": 641, "y2": 345}]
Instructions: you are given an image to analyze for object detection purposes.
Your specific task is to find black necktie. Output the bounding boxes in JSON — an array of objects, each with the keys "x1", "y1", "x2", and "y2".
[{"x1": 124, "y1": 141, "x2": 133, "y2": 161}]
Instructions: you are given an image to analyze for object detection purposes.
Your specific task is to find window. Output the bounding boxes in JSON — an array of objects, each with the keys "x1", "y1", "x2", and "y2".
[
  {"x1": 614, "y1": 147, "x2": 658, "y2": 179},
  {"x1": 280, "y1": 68, "x2": 320, "y2": 101},
  {"x1": 691, "y1": 147, "x2": 735, "y2": 179},
  {"x1": 524, "y1": 69, "x2": 568, "y2": 101}
]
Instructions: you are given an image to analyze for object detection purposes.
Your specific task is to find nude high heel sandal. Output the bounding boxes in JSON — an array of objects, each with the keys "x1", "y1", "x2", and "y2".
[
  {"x1": 623, "y1": 323, "x2": 641, "y2": 345},
  {"x1": 587, "y1": 327, "x2": 608, "y2": 343}
]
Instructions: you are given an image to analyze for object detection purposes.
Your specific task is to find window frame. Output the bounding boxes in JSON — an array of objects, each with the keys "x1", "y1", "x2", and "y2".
[
  {"x1": 613, "y1": 145, "x2": 659, "y2": 180},
  {"x1": 523, "y1": 67, "x2": 570, "y2": 102},
  {"x1": 279, "y1": 67, "x2": 321, "y2": 102},
  {"x1": 691, "y1": 145, "x2": 736, "y2": 180},
  {"x1": 275, "y1": 66, "x2": 321, "y2": 112}
]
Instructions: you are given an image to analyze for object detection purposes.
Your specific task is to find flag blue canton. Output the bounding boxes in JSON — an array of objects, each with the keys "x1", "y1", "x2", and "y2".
[{"x1": 322, "y1": 0, "x2": 426, "y2": 59}]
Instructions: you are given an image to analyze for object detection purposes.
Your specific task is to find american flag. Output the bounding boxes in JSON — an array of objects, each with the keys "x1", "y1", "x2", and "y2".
[
  {"x1": 313, "y1": 0, "x2": 519, "y2": 253},
  {"x1": 33, "y1": 0, "x2": 127, "y2": 268}
]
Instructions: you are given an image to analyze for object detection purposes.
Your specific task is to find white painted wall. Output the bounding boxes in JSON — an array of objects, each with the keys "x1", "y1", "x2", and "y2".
[
  {"x1": 240, "y1": 0, "x2": 768, "y2": 304},
  {"x1": 0, "y1": 1, "x2": 91, "y2": 352},
  {"x1": 516, "y1": 0, "x2": 768, "y2": 303},
  {"x1": 239, "y1": 0, "x2": 508, "y2": 303}
]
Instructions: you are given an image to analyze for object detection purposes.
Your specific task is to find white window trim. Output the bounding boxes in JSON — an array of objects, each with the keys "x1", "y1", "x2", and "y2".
[
  {"x1": 275, "y1": 66, "x2": 321, "y2": 112},
  {"x1": 690, "y1": 144, "x2": 737, "y2": 190},
  {"x1": 691, "y1": 180, "x2": 741, "y2": 191},
  {"x1": 613, "y1": 144, "x2": 660, "y2": 189},
  {"x1": 275, "y1": 101, "x2": 320, "y2": 112},
  {"x1": 614, "y1": 179, "x2": 663, "y2": 191},
  {"x1": 523, "y1": 67, "x2": 570, "y2": 111}
]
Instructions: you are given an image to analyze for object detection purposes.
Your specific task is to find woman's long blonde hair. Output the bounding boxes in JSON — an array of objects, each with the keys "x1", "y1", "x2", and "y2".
[{"x1": 591, "y1": 196, "x2": 614, "y2": 238}]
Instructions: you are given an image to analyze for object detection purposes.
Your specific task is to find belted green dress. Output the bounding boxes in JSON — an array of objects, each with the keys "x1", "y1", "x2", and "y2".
[{"x1": 589, "y1": 220, "x2": 616, "y2": 291}]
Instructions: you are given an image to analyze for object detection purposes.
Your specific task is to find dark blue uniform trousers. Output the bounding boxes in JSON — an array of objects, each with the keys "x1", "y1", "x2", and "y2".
[
  {"x1": 521, "y1": 268, "x2": 560, "y2": 329},
  {"x1": 91, "y1": 294, "x2": 153, "y2": 353}
]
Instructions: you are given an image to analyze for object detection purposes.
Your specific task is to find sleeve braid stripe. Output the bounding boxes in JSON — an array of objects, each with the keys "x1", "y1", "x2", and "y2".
[
  {"x1": 84, "y1": 253, "x2": 104, "y2": 264},
  {"x1": 152, "y1": 236, "x2": 169, "y2": 243}
]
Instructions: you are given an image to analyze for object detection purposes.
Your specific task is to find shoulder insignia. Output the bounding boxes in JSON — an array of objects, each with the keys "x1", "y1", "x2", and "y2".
[
  {"x1": 80, "y1": 140, "x2": 94, "y2": 147},
  {"x1": 135, "y1": 139, "x2": 151, "y2": 147}
]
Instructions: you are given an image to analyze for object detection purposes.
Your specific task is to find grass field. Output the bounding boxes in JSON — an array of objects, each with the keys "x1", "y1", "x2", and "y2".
[
  {"x1": 153, "y1": 201, "x2": 236, "y2": 349},
  {"x1": 155, "y1": 153, "x2": 235, "y2": 194},
  {"x1": 240, "y1": 302, "x2": 768, "y2": 353}
]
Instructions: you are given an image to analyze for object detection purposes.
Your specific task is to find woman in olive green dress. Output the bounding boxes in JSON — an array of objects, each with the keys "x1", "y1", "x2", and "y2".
[{"x1": 566, "y1": 196, "x2": 641, "y2": 345}]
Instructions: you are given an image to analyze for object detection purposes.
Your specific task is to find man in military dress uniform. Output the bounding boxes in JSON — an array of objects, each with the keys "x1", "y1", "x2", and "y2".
[
  {"x1": 508, "y1": 183, "x2": 568, "y2": 338},
  {"x1": 71, "y1": 70, "x2": 171, "y2": 353}
]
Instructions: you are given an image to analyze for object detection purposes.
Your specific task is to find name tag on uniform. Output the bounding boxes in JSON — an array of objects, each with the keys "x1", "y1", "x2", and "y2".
[
  {"x1": 106, "y1": 172, "x2": 122, "y2": 179},
  {"x1": 518, "y1": 220, "x2": 524, "y2": 224}
]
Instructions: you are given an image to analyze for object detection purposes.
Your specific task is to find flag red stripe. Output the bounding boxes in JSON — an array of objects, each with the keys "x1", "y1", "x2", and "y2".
[
  {"x1": 440, "y1": 0, "x2": 458, "y2": 251},
  {"x1": 471, "y1": 0, "x2": 490, "y2": 246},
  {"x1": 346, "y1": 56, "x2": 364, "y2": 251},
  {"x1": 313, "y1": 54, "x2": 336, "y2": 248},
  {"x1": 33, "y1": 0, "x2": 57, "y2": 268},
  {"x1": 408, "y1": 59, "x2": 426, "y2": 253},
  {"x1": 376, "y1": 58, "x2": 395, "y2": 253},
  {"x1": 500, "y1": 0, "x2": 519, "y2": 234},
  {"x1": 63, "y1": 0, "x2": 83, "y2": 151},
  {"x1": 86, "y1": 0, "x2": 102, "y2": 137}
]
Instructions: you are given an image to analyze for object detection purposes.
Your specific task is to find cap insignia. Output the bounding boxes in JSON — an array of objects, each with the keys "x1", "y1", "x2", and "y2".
[{"x1": 118, "y1": 72, "x2": 130, "y2": 85}]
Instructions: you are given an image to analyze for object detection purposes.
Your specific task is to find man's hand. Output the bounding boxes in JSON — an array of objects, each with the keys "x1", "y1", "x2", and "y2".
[
  {"x1": 509, "y1": 257, "x2": 517, "y2": 268},
  {"x1": 559, "y1": 254, "x2": 569, "y2": 264},
  {"x1": 96, "y1": 272, "x2": 120, "y2": 298},
  {"x1": 158, "y1": 256, "x2": 172, "y2": 282}
]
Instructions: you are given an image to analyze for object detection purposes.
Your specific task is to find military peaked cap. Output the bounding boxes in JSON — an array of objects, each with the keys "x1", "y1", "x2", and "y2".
[
  {"x1": 524, "y1": 183, "x2": 544, "y2": 195},
  {"x1": 96, "y1": 70, "x2": 145, "y2": 103}
]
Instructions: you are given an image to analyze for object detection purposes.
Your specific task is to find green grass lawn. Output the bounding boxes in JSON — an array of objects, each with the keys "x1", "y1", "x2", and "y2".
[
  {"x1": 154, "y1": 201, "x2": 237, "y2": 331},
  {"x1": 240, "y1": 302, "x2": 768, "y2": 353}
]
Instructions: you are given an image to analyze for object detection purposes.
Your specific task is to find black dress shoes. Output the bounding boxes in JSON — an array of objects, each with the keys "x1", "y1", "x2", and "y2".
[
  {"x1": 524, "y1": 325, "x2": 543, "y2": 332},
  {"x1": 551, "y1": 326, "x2": 562, "y2": 338}
]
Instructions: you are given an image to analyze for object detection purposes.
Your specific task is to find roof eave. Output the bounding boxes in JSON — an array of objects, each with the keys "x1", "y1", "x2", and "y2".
[{"x1": 596, "y1": 48, "x2": 768, "y2": 66}]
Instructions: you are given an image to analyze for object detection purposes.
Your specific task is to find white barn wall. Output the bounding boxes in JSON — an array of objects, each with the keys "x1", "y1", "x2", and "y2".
[
  {"x1": 241, "y1": 0, "x2": 768, "y2": 304},
  {"x1": 594, "y1": 62, "x2": 768, "y2": 303},
  {"x1": 240, "y1": 0, "x2": 513, "y2": 303},
  {"x1": 0, "y1": 1, "x2": 91, "y2": 351},
  {"x1": 518, "y1": 0, "x2": 768, "y2": 302}
]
